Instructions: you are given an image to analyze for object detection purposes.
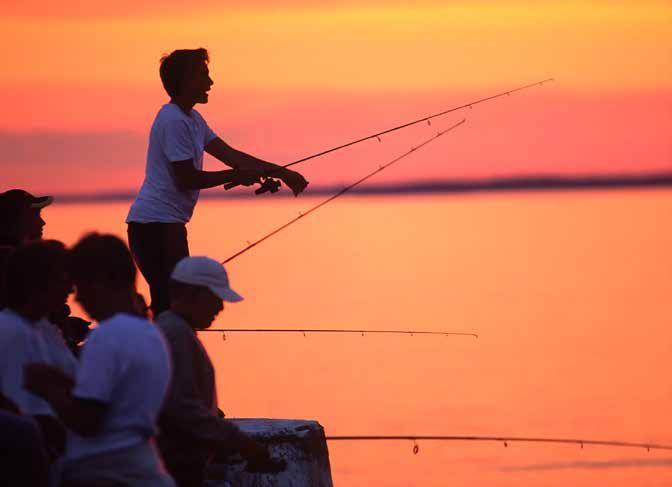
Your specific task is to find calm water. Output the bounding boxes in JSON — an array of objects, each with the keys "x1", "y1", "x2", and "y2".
[{"x1": 45, "y1": 191, "x2": 672, "y2": 486}]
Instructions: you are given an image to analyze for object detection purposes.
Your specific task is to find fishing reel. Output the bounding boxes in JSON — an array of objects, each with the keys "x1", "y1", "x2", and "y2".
[
  {"x1": 223, "y1": 174, "x2": 281, "y2": 194},
  {"x1": 255, "y1": 177, "x2": 282, "y2": 195}
]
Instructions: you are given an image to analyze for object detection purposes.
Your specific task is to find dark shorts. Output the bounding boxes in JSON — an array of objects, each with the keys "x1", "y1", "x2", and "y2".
[{"x1": 127, "y1": 222, "x2": 189, "y2": 317}]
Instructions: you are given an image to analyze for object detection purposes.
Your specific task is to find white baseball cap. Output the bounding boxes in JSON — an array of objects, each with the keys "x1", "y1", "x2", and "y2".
[{"x1": 171, "y1": 256, "x2": 243, "y2": 302}]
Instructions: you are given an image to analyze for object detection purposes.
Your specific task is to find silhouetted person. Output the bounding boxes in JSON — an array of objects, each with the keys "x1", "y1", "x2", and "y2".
[
  {"x1": 0, "y1": 189, "x2": 93, "y2": 351},
  {"x1": 126, "y1": 48, "x2": 308, "y2": 316},
  {"x1": 24, "y1": 233, "x2": 175, "y2": 487},
  {"x1": 157, "y1": 256, "x2": 284, "y2": 486},
  {"x1": 0, "y1": 240, "x2": 76, "y2": 474},
  {"x1": 0, "y1": 189, "x2": 51, "y2": 246},
  {"x1": 0, "y1": 189, "x2": 52, "y2": 309},
  {"x1": 0, "y1": 389, "x2": 48, "y2": 487}
]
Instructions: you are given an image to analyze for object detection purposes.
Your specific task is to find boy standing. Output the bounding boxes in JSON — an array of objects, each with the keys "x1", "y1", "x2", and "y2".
[{"x1": 127, "y1": 48, "x2": 308, "y2": 316}]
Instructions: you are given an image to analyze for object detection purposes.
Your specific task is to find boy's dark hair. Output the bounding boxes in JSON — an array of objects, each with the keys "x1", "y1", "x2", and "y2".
[
  {"x1": 70, "y1": 233, "x2": 136, "y2": 287},
  {"x1": 5, "y1": 240, "x2": 69, "y2": 308},
  {"x1": 159, "y1": 48, "x2": 209, "y2": 98}
]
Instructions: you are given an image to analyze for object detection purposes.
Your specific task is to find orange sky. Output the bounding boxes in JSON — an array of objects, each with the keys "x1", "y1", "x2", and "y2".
[
  {"x1": 1, "y1": 1, "x2": 671, "y2": 194},
  {"x1": 3, "y1": 3, "x2": 671, "y2": 485}
]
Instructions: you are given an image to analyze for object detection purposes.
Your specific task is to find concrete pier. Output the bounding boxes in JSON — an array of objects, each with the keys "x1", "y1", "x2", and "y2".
[{"x1": 205, "y1": 419, "x2": 333, "y2": 487}]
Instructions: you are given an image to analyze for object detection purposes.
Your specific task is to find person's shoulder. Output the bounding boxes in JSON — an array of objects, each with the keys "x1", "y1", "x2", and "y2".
[
  {"x1": 89, "y1": 314, "x2": 161, "y2": 355},
  {"x1": 0, "y1": 310, "x2": 31, "y2": 347},
  {"x1": 191, "y1": 109, "x2": 213, "y2": 129},
  {"x1": 93, "y1": 313, "x2": 148, "y2": 338},
  {"x1": 155, "y1": 103, "x2": 189, "y2": 124},
  {"x1": 0, "y1": 308, "x2": 35, "y2": 355},
  {"x1": 35, "y1": 319, "x2": 63, "y2": 339},
  {"x1": 107, "y1": 312, "x2": 151, "y2": 328},
  {"x1": 0, "y1": 309, "x2": 27, "y2": 332},
  {"x1": 0, "y1": 308, "x2": 18, "y2": 321},
  {"x1": 191, "y1": 108, "x2": 207, "y2": 122}
]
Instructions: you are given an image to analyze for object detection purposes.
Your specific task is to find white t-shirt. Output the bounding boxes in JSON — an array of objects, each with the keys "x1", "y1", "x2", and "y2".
[
  {"x1": 0, "y1": 309, "x2": 56, "y2": 416},
  {"x1": 35, "y1": 319, "x2": 77, "y2": 379},
  {"x1": 126, "y1": 103, "x2": 218, "y2": 224},
  {"x1": 66, "y1": 313, "x2": 172, "y2": 461}
]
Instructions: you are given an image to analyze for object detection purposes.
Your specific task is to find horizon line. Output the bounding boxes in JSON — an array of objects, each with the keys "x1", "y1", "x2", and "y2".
[{"x1": 49, "y1": 171, "x2": 672, "y2": 204}]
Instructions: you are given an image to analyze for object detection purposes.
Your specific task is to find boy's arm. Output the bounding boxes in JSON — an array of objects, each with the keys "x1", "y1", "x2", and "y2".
[
  {"x1": 24, "y1": 363, "x2": 107, "y2": 437},
  {"x1": 205, "y1": 138, "x2": 309, "y2": 196},
  {"x1": 24, "y1": 325, "x2": 117, "y2": 437},
  {"x1": 205, "y1": 137, "x2": 279, "y2": 172},
  {"x1": 172, "y1": 160, "x2": 253, "y2": 191},
  {"x1": 163, "y1": 119, "x2": 260, "y2": 191},
  {"x1": 160, "y1": 325, "x2": 255, "y2": 449}
]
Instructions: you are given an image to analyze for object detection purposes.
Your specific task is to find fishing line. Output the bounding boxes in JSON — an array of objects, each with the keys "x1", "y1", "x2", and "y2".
[
  {"x1": 223, "y1": 118, "x2": 466, "y2": 263},
  {"x1": 326, "y1": 435, "x2": 672, "y2": 454},
  {"x1": 225, "y1": 78, "x2": 553, "y2": 193}
]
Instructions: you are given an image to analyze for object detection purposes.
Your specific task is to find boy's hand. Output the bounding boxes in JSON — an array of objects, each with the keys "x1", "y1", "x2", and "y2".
[
  {"x1": 231, "y1": 168, "x2": 264, "y2": 187},
  {"x1": 24, "y1": 363, "x2": 74, "y2": 398},
  {"x1": 279, "y1": 169, "x2": 309, "y2": 196}
]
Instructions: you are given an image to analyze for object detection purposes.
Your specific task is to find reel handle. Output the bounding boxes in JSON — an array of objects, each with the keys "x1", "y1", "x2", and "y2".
[
  {"x1": 255, "y1": 178, "x2": 281, "y2": 195},
  {"x1": 223, "y1": 170, "x2": 281, "y2": 194},
  {"x1": 224, "y1": 177, "x2": 281, "y2": 194}
]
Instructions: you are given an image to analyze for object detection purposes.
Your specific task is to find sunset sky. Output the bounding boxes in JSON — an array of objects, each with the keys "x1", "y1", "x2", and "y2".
[
  {"x1": 3, "y1": 3, "x2": 671, "y2": 486},
  {"x1": 1, "y1": 0, "x2": 670, "y2": 194}
]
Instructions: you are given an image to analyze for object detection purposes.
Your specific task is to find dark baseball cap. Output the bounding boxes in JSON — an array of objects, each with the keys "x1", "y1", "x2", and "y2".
[{"x1": 0, "y1": 190, "x2": 53, "y2": 214}]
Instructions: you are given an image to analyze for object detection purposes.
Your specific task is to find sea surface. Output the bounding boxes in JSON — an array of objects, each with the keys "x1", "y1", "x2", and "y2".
[{"x1": 45, "y1": 190, "x2": 672, "y2": 486}]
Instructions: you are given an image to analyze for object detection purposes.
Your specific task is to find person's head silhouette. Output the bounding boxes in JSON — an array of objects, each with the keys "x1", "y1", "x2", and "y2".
[
  {"x1": 160, "y1": 48, "x2": 213, "y2": 109},
  {"x1": 5, "y1": 240, "x2": 72, "y2": 322},
  {"x1": 0, "y1": 190, "x2": 52, "y2": 246},
  {"x1": 70, "y1": 233, "x2": 137, "y2": 322},
  {"x1": 168, "y1": 255, "x2": 243, "y2": 329}
]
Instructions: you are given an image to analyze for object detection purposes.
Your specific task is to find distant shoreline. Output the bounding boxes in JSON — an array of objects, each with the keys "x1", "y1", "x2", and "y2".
[{"x1": 51, "y1": 172, "x2": 672, "y2": 204}]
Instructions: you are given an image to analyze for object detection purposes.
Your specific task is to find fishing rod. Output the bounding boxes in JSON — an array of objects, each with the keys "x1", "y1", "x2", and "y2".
[
  {"x1": 223, "y1": 118, "x2": 466, "y2": 263},
  {"x1": 200, "y1": 328, "x2": 478, "y2": 340},
  {"x1": 326, "y1": 435, "x2": 672, "y2": 454},
  {"x1": 225, "y1": 78, "x2": 553, "y2": 194}
]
